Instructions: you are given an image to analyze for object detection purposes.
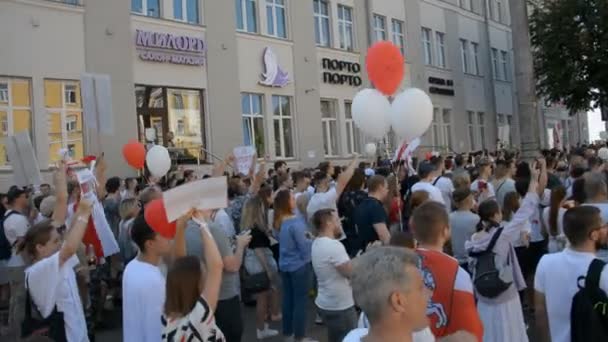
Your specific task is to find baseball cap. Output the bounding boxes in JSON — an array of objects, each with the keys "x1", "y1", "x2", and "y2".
[{"x1": 7, "y1": 187, "x2": 27, "y2": 204}]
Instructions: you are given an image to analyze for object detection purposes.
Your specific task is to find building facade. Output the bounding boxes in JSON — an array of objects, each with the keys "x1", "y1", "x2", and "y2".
[{"x1": 0, "y1": 0, "x2": 588, "y2": 187}]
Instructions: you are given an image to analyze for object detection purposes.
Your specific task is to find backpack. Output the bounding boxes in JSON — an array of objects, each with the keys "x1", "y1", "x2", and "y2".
[
  {"x1": 0, "y1": 211, "x2": 19, "y2": 261},
  {"x1": 571, "y1": 259, "x2": 608, "y2": 342},
  {"x1": 469, "y1": 228, "x2": 512, "y2": 298}
]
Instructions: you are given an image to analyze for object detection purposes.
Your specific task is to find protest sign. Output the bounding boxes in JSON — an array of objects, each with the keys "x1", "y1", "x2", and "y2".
[
  {"x1": 233, "y1": 146, "x2": 256, "y2": 175},
  {"x1": 163, "y1": 177, "x2": 228, "y2": 222},
  {"x1": 6, "y1": 132, "x2": 42, "y2": 187}
]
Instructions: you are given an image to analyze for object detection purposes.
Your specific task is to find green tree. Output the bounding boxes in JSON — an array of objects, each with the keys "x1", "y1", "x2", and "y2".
[{"x1": 530, "y1": 0, "x2": 608, "y2": 116}]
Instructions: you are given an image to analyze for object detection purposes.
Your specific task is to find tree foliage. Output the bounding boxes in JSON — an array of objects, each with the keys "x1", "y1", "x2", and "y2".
[{"x1": 530, "y1": 0, "x2": 608, "y2": 115}]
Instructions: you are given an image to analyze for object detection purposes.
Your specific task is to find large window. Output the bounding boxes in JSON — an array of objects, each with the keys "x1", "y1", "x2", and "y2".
[
  {"x1": 131, "y1": 0, "x2": 160, "y2": 17},
  {"x1": 266, "y1": 0, "x2": 287, "y2": 38},
  {"x1": 241, "y1": 93, "x2": 265, "y2": 157},
  {"x1": 45, "y1": 80, "x2": 83, "y2": 164},
  {"x1": 373, "y1": 14, "x2": 387, "y2": 42},
  {"x1": 460, "y1": 39, "x2": 470, "y2": 73},
  {"x1": 0, "y1": 78, "x2": 32, "y2": 166},
  {"x1": 478, "y1": 112, "x2": 486, "y2": 149},
  {"x1": 174, "y1": 0, "x2": 199, "y2": 24},
  {"x1": 442, "y1": 109, "x2": 453, "y2": 150},
  {"x1": 467, "y1": 111, "x2": 476, "y2": 150},
  {"x1": 321, "y1": 100, "x2": 338, "y2": 157},
  {"x1": 272, "y1": 95, "x2": 294, "y2": 158},
  {"x1": 167, "y1": 88, "x2": 203, "y2": 157},
  {"x1": 471, "y1": 42, "x2": 480, "y2": 75},
  {"x1": 314, "y1": 0, "x2": 330, "y2": 47},
  {"x1": 337, "y1": 5, "x2": 354, "y2": 51},
  {"x1": 344, "y1": 101, "x2": 360, "y2": 155},
  {"x1": 500, "y1": 50, "x2": 509, "y2": 81},
  {"x1": 435, "y1": 32, "x2": 446, "y2": 68},
  {"x1": 391, "y1": 19, "x2": 405, "y2": 56},
  {"x1": 421, "y1": 28, "x2": 433, "y2": 65},
  {"x1": 431, "y1": 108, "x2": 452, "y2": 149},
  {"x1": 432, "y1": 108, "x2": 440, "y2": 147},
  {"x1": 496, "y1": 0, "x2": 503, "y2": 23},
  {"x1": 491, "y1": 48, "x2": 500, "y2": 80},
  {"x1": 236, "y1": 0, "x2": 258, "y2": 33}
]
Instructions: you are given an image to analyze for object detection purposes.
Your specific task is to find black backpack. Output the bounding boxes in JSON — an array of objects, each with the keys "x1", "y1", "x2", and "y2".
[
  {"x1": 0, "y1": 211, "x2": 19, "y2": 261},
  {"x1": 469, "y1": 228, "x2": 512, "y2": 298},
  {"x1": 571, "y1": 258, "x2": 608, "y2": 342}
]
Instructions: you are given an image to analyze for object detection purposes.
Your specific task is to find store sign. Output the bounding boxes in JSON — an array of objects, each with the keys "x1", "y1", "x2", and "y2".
[
  {"x1": 321, "y1": 58, "x2": 362, "y2": 87},
  {"x1": 135, "y1": 29, "x2": 206, "y2": 66},
  {"x1": 428, "y1": 77, "x2": 455, "y2": 96}
]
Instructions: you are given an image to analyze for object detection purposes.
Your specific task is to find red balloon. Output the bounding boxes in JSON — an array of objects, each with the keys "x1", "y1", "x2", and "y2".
[
  {"x1": 144, "y1": 198, "x2": 177, "y2": 239},
  {"x1": 122, "y1": 140, "x2": 146, "y2": 169},
  {"x1": 366, "y1": 42, "x2": 405, "y2": 96}
]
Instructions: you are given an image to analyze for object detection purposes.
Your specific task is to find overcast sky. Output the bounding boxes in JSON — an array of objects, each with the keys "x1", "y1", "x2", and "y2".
[{"x1": 588, "y1": 107, "x2": 603, "y2": 141}]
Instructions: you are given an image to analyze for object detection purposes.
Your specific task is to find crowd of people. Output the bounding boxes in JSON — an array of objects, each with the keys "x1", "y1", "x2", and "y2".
[{"x1": 1, "y1": 143, "x2": 608, "y2": 342}]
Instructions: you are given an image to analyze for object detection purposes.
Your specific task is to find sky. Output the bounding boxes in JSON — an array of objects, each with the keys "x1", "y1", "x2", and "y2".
[{"x1": 588, "y1": 107, "x2": 603, "y2": 141}]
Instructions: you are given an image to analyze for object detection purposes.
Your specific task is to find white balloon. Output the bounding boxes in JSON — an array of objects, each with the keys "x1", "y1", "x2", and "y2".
[
  {"x1": 352, "y1": 89, "x2": 391, "y2": 139},
  {"x1": 146, "y1": 145, "x2": 171, "y2": 178},
  {"x1": 599, "y1": 147, "x2": 608, "y2": 161},
  {"x1": 364, "y1": 143, "x2": 377, "y2": 157},
  {"x1": 390, "y1": 88, "x2": 433, "y2": 141}
]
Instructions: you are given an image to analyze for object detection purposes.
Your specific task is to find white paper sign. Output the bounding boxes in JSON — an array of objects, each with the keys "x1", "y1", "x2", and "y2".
[
  {"x1": 163, "y1": 177, "x2": 228, "y2": 222},
  {"x1": 81, "y1": 73, "x2": 114, "y2": 135},
  {"x1": 6, "y1": 132, "x2": 43, "y2": 187},
  {"x1": 233, "y1": 146, "x2": 255, "y2": 175}
]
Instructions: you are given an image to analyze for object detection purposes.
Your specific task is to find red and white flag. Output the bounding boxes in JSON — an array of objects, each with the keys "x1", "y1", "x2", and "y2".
[{"x1": 393, "y1": 137, "x2": 421, "y2": 162}]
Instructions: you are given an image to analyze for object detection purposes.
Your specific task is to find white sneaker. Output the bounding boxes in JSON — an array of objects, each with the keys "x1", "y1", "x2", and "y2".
[{"x1": 257, "y1": 327, "x2": 279, "y2": 339}]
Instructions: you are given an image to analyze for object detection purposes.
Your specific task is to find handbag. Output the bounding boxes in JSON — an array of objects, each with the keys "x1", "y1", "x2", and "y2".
[
  {"x1": 21, "y1": 276, "x2": 67, "y2": 342},
  {"x1": 242, "y1": 248, "x2": 272, "y2": 294}
]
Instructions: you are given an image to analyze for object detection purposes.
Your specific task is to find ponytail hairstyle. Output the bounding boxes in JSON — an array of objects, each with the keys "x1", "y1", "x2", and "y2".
[
  {"x1": 502, "y1": 192, "x2": 520, "y2": 222},
  {"x1": 476, "y1": 199, "x2": 501, "y2": 232},
  {"x1": 548, "y1": 185, "x2": 567, "y2": 237},
  {"x1": 273, "y1": 189, "x2": 294, "y2": 231}
]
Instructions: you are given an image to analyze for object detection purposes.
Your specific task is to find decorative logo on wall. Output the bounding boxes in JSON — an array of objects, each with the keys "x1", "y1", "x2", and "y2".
[{"x1": 259, "y1": 47, "x2": 290, "y2": 87}]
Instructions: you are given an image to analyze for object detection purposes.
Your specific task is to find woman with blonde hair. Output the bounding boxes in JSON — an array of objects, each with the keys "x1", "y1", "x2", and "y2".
[
  {"x1": 241, "y1": 196, "x2": 281, "y2": 339},
  {"x1": 273, "y1": 190, "x2": 314, "y2": 342}
]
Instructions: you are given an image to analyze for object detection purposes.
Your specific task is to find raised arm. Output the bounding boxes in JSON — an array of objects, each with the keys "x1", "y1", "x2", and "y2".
[
  {"x1": 502, "y1": 168, "x2": 540, "y2": 241},
  {"x1": 249, "y1": 160, "x2": 266, "y2": 195},
  {"x1": 94, "y1": 153, "x2": 107, "y2": 200},
  {"x1": 59, "y1": 198, "x2": 93, "y2": 266},
  {"x1": 336, "y1": 155, "x2": 359, "y2": 198},
  {"x1": 172, "y1": 210, "x2": 192, "y2": 259},
  {"x1": 212, "y1": 154, "x2": 234, "y2": 178},
  {"x1": 195, "y1": 214, "x2": 224, "y2": 311}
]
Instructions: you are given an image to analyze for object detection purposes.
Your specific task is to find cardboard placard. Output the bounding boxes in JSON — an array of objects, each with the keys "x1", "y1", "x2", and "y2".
[{"x1": 163, "y1": 177, "x2": 228, "y2": 222}]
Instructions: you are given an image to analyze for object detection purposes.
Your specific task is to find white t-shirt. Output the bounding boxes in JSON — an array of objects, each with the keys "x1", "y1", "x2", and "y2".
[
  {"x1": 123, "y1": 258, "x2": 166, "y2": 342},
  {"x1": 535, "y1": 248, "x2": 608, "y2": 342},
  {"x1": 307, "y1": 188, "x2": 338, "y2": 220},
  {"x1": 433, "y1": 176, "x2": 454, "y2": 209},
  {"x1": 529, "y1": 189, "x2": 551, "y2": 242},
  {"x1": 470, "y1": 179, "x2": 496, "y2": 199},
  {"x1": 311, "y1": 237, "x2": 353, "y2": 311},
  {"x1": 494, "y1": 178, "x2": 516, "y2": 208},
  {"x1": 411, "y1": 181, "x2": 445, "y2": 205},
  {"x1": 4, "y1": 210, "x2": 30, "y2": 267},
  {"x1": 213, "y1": 209, "x2": 236, "y2": 238},
  {"x1": 343, "y1": 327, "x2": 435, "y2": 342},
  {"x1": 26, "y1": 252, "x2": 88, "y2": 342}
]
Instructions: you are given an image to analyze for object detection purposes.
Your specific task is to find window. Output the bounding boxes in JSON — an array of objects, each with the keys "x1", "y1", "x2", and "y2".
[
  {"x1": 432, "y1": 108, "x2": 440, "y2": 147},
  {"x1": 467, "y1": 111, "x2": 476, "y2": 150},
  {"x1": 442, "y1": 109, "x2": 453, "y2": 150},
  {"x1": 314, "y1": 0, "x2": 330, "y2": 47},
  {"x1": 0, "y1": 83, "x2": 7, "y2": 103},
  {"x1": 478, "y1": 112, "x2": 486, "y2": 149},
  {"x1": 500, "y1": 50, "x2": 509, "y2": 81},
  {"x1": 507, "y1": 115, "x2": 513, "y2": 145},
  {"x1": 272, "y1": 95, "x2": 293, "y2": 158},
  {"x1": 174, "y1": 0, "x2": 199, "y2": 24},
  {"x1": 421, "y1": 28, "x2": 433, "y2": 65},
  {"x1": 471, "y1": 42, "x2": 480, "y2": 75},
  {"x1": 66, "y1": 115, "x2": 77, "y2": 132},
  {"x1": 241, "y1": 93, "x2": 265, "y2": 157},
  {"x1": 491, "y1": 48, "x2": 501, "y2": 80},
  {"x1": 391, "y1": 19, "x2": 405, "y2": 56},
  {"x1": 460, "y1": 39, "x2": 470, "y2": 73},
  {"x1": 337, "y1": 5, "x2": 354, "y2": 51},
  {"x1": 373, "y1": 15, "x2": 387, "y2": 42},
  {"x1": 236, "y1": 0, "x2": 258, "y2": 33},
  {"x1": 64, "y1": 85, "x2": 77, "y2": 105},
  {"x1": 344, "y1": 101, "x2": 360, "y2": 154},
  {"x1": 459, "y1": 0, "x2": 471, "y2": 10},
  {"x1": 435, "y1": 32, "x2": 446, "y2": 68},
  {"x1": 489, "y1": 0, "x2": 495, "y2": 21},
  {"x1": 131, "y1": 0, "x2": 160, "y2": 17},
  {"x1": 167, "y1": 88, "x2": 204, "y2": 156},
  {"x1": 266, "y1": 0, "x2": 287, "y2": 38},
  {"x1": 496, "y1": 0, "x2": 503, "y2": 22},
  {"x1": 45, "y1": 80, "x2": 83, "y2": 164},
  {"x1": 321, "y1": 100, "x2": 338, "y2": 157}
]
